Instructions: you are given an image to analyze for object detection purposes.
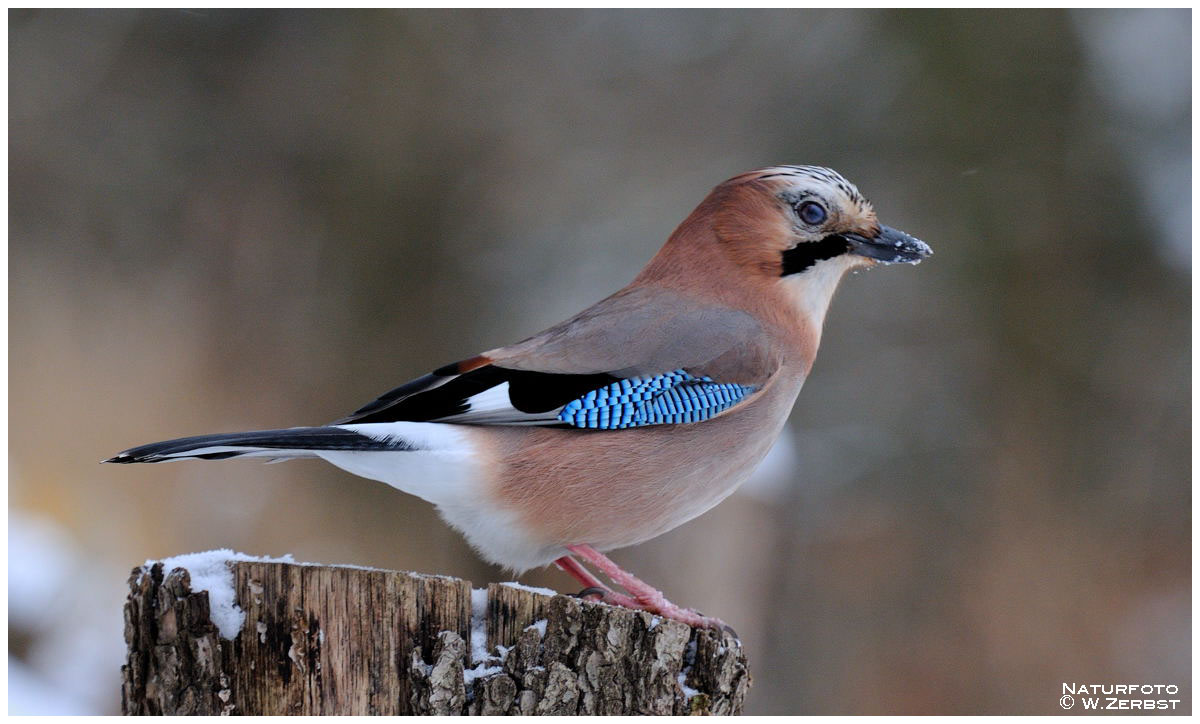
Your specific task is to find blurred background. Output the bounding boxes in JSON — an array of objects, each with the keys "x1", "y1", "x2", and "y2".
[{"x1": 9, "y1": 8, "x2": 1190, "y2": 715}]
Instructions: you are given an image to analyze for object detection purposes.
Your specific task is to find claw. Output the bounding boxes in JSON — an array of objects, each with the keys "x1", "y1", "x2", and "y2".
[{"x1": 572, "y1": 586, "x2": 608, "y2": 600}]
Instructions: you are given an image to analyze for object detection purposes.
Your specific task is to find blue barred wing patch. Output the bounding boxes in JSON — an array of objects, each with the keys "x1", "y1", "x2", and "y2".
[{"x1": 557, "y1": 370, "x2": 757, "y2": 429}]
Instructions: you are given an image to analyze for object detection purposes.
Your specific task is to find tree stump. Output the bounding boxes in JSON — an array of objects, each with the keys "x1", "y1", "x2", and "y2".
[{"x1": 121, "y1": 554, "x2": 750, "y2": 715}]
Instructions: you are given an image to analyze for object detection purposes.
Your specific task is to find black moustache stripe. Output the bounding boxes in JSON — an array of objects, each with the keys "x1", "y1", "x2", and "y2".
[{"x1": 780, "y1": 234, "x2": 850, "y2": 276}]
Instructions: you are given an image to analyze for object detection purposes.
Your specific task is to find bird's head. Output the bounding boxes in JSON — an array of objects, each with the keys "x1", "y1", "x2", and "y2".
[
  {"x1": 640, "y1": 166, "x2": 931, "y2": 326},
  {"x1": 709, "y1": 165, "x2": 932, "y2": 277},
  {"x1": 635, "y1": 165, "x2": 934, "y2": 328}
]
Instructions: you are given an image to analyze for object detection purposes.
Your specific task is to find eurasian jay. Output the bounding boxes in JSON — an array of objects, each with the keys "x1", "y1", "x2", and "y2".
[{"x1": 106, "y1": 166, "x2": 931, "y2": 630}]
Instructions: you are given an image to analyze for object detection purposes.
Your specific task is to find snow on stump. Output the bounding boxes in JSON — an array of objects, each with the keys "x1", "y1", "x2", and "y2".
[{"x1": 121, "y1": 552, "x2": 750, "y2": 715}]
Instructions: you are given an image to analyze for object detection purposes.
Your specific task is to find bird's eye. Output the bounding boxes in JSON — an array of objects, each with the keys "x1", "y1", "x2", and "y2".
[{"x1": 797, "y1": 201, "x2": 827, "y2": 226}]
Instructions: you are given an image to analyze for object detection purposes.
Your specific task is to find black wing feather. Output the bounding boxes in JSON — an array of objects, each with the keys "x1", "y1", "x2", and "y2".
[
  {"x1": 335, "y1": 372, "x2": 449, "y2": 422},
  {"x1": 335, "y1": 364, "x2": 620, "y2": 425}
]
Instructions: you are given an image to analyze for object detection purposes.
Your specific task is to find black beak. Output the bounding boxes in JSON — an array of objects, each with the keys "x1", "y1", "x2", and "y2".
[{"x1": 844, "y1": 226, "x2": 932, "y2": 265}]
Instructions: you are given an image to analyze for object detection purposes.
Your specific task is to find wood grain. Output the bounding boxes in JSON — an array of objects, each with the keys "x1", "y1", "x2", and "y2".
[{"x1": 122, "y1": 558, "x2": 749, "y2": 715}]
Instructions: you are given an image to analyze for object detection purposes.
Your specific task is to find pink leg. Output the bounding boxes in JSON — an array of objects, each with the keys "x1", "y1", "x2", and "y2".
[
  {"x1": 553, "y1": 555, "x2": 607, "y2": 590},
  {"x1": 565, "y1": 544, "x2": 731, "y2": 631},
  {"x1": 553, "y1": 555, "x2": 645, "y2": 608}
]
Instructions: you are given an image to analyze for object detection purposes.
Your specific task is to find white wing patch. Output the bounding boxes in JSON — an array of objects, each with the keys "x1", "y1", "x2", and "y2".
[{"x1": 436, "y1": 381, "x2": 561, "y2": 425}]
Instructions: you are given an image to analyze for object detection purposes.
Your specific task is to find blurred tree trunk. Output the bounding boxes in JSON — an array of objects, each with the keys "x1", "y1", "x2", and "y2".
[{"x1": 122, "y1": 558, "x2": 748, "y2": 715}]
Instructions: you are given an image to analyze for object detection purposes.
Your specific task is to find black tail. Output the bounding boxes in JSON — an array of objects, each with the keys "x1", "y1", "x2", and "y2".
[{"x1": 103, "y1": 426, "x2": 416, "y2": 464}]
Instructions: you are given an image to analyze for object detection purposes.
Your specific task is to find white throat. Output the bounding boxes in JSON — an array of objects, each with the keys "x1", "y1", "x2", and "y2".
[{"x1": 780, "y1": 255, "x2": 859, "y2": 332}]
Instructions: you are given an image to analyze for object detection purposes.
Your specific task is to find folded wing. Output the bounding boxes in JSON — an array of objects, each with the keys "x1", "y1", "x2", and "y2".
[{"x1": 335, "y1": 286, "x2": 776, "y2": 428}]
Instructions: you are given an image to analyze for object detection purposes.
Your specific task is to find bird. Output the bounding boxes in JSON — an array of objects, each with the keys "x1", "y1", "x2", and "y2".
[{"x1": 106, "y1": 165, "x2": 931, "y2": 630}]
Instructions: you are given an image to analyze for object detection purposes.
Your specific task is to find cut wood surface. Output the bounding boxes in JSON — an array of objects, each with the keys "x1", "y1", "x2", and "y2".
[{"x1": 122, "y1": 556, "x2": 750, "y2": 715}]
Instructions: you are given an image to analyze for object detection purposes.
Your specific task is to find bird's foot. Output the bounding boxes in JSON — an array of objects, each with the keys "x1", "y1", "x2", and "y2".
[
  {"x1": 615, "y1": 584, "x2": 734, "y2": 633},
  {"x1": 559, "y1": 544, "x2": 735, "y2": 633},
  {"x1": 628, "y1": 595, "x2": 729, "y2": 633}
]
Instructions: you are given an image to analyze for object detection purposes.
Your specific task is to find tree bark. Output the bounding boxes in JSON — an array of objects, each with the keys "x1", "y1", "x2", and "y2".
[{"x1": 122, "y1": 557, "x2": 749, "y2": 715}]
